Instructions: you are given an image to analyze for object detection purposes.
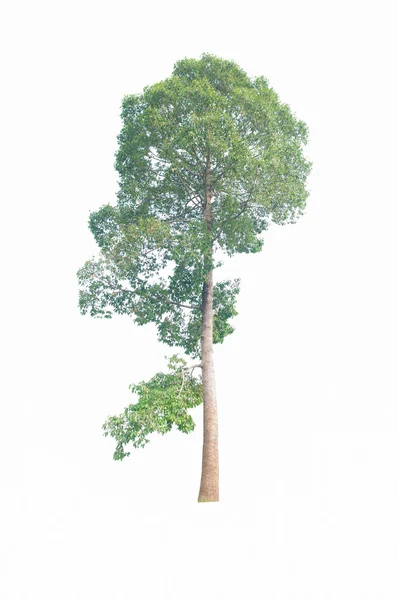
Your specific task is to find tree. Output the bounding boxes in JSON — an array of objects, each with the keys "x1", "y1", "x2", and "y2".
[{"x1": 77, "y1": 54, "x2": 311, "y2": 502}]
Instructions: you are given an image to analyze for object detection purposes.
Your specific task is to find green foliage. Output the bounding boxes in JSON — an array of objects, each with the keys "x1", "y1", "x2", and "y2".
[
  {"x1": 78, "y1": 53, "x2": 310, "y2": 358},
  {"x1": 102, "y1": 356, "x2": 202, "y2": 460}
]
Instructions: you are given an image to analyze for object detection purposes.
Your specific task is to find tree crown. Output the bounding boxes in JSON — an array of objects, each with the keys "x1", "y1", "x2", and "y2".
[{"x1": 78, "y1": 54, "x2": 311, "y2": 358}]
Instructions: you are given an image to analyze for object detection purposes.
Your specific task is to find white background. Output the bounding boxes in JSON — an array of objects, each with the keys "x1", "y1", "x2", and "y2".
[{"x1": 1, "y1": 0, "x2": 397, "y2": 598}]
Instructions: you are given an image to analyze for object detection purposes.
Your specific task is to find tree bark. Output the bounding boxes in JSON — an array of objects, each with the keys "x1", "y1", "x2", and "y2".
[{"x1": 198, "y1": 161, "x2": 219, "y2": 502}]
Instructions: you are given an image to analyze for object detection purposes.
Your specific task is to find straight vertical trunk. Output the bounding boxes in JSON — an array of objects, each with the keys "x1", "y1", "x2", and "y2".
[{"x1": 198, "y1": 162, "x2": 219, "y2": 502}]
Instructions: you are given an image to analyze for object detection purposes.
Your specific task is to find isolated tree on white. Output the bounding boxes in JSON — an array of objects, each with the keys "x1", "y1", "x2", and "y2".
[{"x1": 78, "y1": 54, "x2": 311, "y2": 502}]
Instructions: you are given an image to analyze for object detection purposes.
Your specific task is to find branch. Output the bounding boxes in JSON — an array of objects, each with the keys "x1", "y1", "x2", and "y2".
[
  {"x1": 179, "y1": 368, "x2": 186, "y2": 393},
  {"x1": 189, "y1": 364, "x2": 202, "y2": 376},
  {"x1": 175, "y1": 158, "x2": 204, "y2": 179},
  {"x1": 178, "y1": 363, "x2": 202, "y2": 393},
  {"x1": 212, "y1": 200, "x2": 252, "y2": 242},
  {"x1": 91, "y1": 272, "x2": 198, "y2": 311},
  {"x1": 131, "y1": 286, "x2": 198, "y2": 311},
  {"x1": 148, "y1": 150, "x2": 171, "y2": 166},
  {"x1": 186, "y1": 363, "x2": 203, "y2": 371},
  {"x1": 149, "y1": 148, "x2": 204, "y2": 181},
  {"x1": 163, "y1": 198, "x2": 203, "y2": 223},
  {"x1": 190, "y1": 144, "x2": 206, "y2": 172},
  {"x1": 173, "y1": 168, "x2": 203, "y2": 206}
]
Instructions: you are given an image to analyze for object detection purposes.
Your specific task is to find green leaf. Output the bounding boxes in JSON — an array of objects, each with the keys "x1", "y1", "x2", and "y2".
[{"x1": 103, "y1": 356, "x2": 203, "y2": 459}]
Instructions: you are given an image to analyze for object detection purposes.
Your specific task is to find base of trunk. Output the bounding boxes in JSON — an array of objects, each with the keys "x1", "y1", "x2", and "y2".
[
  {"x1": 198, "y1": 438, "x2": 219, "y2": 502},
  {"x1": 197, "y1": 496, "x2": 219, "y2": 503}
]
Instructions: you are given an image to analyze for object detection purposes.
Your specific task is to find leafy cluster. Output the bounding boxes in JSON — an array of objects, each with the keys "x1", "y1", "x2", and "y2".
[
  {"x1": 102, "y1": 356, "x2": 202, "y2": 459},
  {"x1": 77, "y1": 205, "x2": 240, "y2": 357}
]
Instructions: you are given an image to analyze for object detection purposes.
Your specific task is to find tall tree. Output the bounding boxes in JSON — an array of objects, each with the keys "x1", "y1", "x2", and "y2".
[{"x1": 78, "y1": 54, "x2": 311, "y2": 502}]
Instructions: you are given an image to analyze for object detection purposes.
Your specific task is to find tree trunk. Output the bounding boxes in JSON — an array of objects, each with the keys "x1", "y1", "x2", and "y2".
[{"x1": 198, "y1": 161, "x2": 219, "y2": 502}]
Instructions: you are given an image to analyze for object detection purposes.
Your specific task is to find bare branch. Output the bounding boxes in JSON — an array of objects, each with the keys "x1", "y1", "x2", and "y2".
[{"x1": 179, "y1": 369, "x2": 186, "y2": 393}]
